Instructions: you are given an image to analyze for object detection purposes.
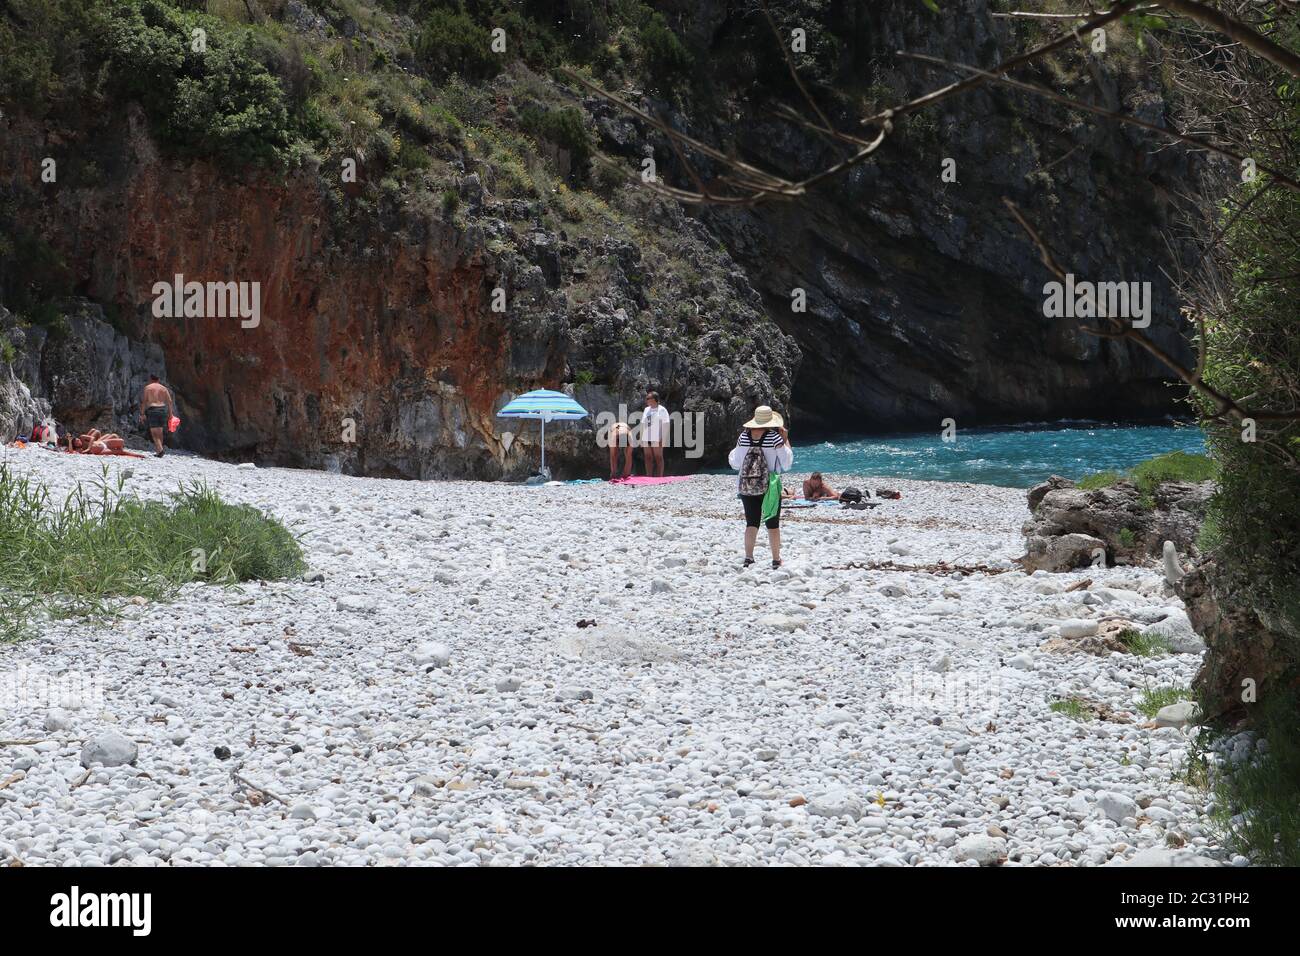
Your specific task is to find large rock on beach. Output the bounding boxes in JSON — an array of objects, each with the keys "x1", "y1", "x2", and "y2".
[{"x1": 1021, "y1": 477, "x2": 1213, "y2": 569}]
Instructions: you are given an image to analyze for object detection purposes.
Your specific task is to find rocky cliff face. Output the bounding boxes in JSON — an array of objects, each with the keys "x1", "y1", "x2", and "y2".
[
  {"x1": 1, "y1": 108, "x2": 797, "y2": 477},
  {"x1": 1178, "y1": 560, "x2": 1291, "y2": 722},
  {"x1": 1, "y1": 301, "x2": 167, "y2": 442},
  {"x1": 0, "y1": 0, "x2": 1196, "y2": 477},
  {"x1": 0, "y1": 305, "x2": 45, "y2": 441},
  {"x1": 656, "y1": 0, "x2": 1198, "y2": 432}
]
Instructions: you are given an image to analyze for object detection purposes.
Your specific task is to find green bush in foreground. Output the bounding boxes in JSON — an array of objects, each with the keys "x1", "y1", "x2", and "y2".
[
  {"x1": 1206, "y1": 688, "x2": 1300, "y2": 866},
  {"x1": 0, "y1": 465, "x2": 304, "y2": 641}
]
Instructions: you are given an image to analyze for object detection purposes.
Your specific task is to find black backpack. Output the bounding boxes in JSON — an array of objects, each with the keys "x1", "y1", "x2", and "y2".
[{"x1": 840, "y1": 486, "x2": 865, "y2": 503}]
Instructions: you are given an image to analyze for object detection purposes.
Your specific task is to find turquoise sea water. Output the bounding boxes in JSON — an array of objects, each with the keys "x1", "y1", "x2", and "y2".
[{"x1": 789, "y1": 422, "x2": 1206, "y2": 489}]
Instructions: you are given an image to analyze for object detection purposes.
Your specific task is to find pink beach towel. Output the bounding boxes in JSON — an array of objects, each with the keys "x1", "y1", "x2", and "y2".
[{"x1": 611, "y1": 475, "x2": 693, "y2": 485}]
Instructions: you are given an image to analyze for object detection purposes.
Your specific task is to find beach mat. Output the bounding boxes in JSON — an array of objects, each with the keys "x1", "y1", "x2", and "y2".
[{"x1": 610, "y1": 476, "x2": 693, "y2": 485}]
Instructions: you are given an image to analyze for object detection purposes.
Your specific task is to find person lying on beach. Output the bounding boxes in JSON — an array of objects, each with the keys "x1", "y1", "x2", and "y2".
[
  {"x1": 802, "y1": 472, "x2": 840, "y2": 501},
  {"x1": 72, "y1": 430, "x2": 125, "y2": 454}
]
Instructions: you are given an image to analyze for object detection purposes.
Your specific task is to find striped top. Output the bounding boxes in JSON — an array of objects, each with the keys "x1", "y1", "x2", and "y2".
[{"x1": 728, "y1": 429, "x2": 793, "y2": 486}]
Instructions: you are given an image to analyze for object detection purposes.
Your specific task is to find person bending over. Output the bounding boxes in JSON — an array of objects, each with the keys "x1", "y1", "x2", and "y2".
[{"x1": 608, "y1": 421, "x2": 633, "y2": 480}]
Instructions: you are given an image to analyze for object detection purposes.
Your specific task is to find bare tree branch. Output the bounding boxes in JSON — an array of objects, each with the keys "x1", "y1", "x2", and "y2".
[
  {"x1": 861, "y1": 0, "x2": 1141, "y2": 127},
  {"x1": 1002, "y1": 199, "x2": 1300, "y2": 440},
  {"x1": 758, "y1": 0, "x2": 857, "y2": 155},
  {"x1": 993, "y1": 6, "x2": 1160, "y2": 19},
  {"x1": 901, "y1": 52, "x2": 1300, "y2": 194},
  {"x1": 1155, "y1": 0, "x2": 1300, "y2": 78}
]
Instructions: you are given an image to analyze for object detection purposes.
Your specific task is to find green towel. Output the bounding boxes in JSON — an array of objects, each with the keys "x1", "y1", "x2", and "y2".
[{"x1": 760, "y1": 473, "x2": 782, "y2": 524}]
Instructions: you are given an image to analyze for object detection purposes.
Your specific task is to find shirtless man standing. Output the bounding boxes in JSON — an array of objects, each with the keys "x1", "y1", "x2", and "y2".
[{"x1": 139, "y1": 375, "x2": 175, "y2": 457}]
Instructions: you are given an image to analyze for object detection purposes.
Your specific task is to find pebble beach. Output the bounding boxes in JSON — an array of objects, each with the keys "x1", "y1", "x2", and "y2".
[{"x1": 0, "y1": 449, "x2": 1231, "y2": 866}]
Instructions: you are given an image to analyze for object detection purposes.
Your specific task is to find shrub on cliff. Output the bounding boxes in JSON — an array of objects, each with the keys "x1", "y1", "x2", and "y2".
[
  {"x1": 638, "y1": 10, "x2": 692, "y2": 88},
  {"x1": 100, "y1": 0, "x2": 294, "y2": 165},
  {"x1": 520, "y1": 105, "x2": 593, "y2": 180},
  {"x1": 416, "y1": 6, "x2": 501, "y2": 82},
  {"x1": 0, "y1": 0, "x2": 298, "y2": 166},
  {"x1": 0, "y1": 0, "x2": 96, "y2": 110},
  {"x1": 0, "y1": 466, "x2": 305, "y2": 641}
]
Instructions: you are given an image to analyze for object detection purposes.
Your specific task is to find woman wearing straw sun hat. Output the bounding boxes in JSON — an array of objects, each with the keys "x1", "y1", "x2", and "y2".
[{"x1": 727, "y1": 405, "x2": 793, "y2": 569}]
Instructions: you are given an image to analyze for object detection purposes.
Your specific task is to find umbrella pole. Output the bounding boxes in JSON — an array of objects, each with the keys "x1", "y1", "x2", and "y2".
[{"x1": 540, "y1": 417, "x2": 546, "y2": 475}]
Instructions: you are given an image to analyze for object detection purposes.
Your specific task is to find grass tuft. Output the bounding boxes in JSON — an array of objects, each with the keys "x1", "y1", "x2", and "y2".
[
  {"x1": 1077, "y1": 470, "x2": 1124, "y2": 490},
  {"x1": 1137, "y1": 685, "x2": 1192, "y2": 718},
  {"x1": 0, "y1": 464, "x2": 304, "y2": 641},
  {"x1": 1077, "y1": 452, "x2": 1216, "y2": 496},
  {"x1": 1119, "y1": 628, "x2": 1170, "y2": 657},
  {"x1": 1049, "y1": 697, "x2": 1092, "y2": 721}
]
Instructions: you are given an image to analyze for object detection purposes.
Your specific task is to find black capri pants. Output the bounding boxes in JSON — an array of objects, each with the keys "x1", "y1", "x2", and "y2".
[{"x1": 741, "y1": 494, "x2": 780, "y2": 529}]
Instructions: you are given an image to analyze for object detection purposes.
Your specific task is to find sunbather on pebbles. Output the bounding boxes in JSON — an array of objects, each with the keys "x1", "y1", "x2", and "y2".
[{"x1": 802, "y1": 472, "x2": 840, "y2": 501}]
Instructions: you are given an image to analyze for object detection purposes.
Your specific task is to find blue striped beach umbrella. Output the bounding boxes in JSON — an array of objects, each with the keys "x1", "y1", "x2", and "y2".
[{"x1": 496, "y1": 389, "x2": 589, "y2": 474}]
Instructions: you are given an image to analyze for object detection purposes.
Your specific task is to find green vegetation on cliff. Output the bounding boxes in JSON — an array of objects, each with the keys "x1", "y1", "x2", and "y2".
[
  {"x1": 0, "y1": 1, "x2": 773, "y2": 380},
  {"x1": 1165, "y1": 7, "x2": 1300, "y2": 865},
  {"x1": 0, "y1": 0, "x2": 698, "y2": 175}
]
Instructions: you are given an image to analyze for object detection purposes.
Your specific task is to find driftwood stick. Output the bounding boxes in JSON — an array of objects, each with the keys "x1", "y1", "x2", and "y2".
[{"x1": 232, "y1": 770, "x2": 291, "y2": 806}]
